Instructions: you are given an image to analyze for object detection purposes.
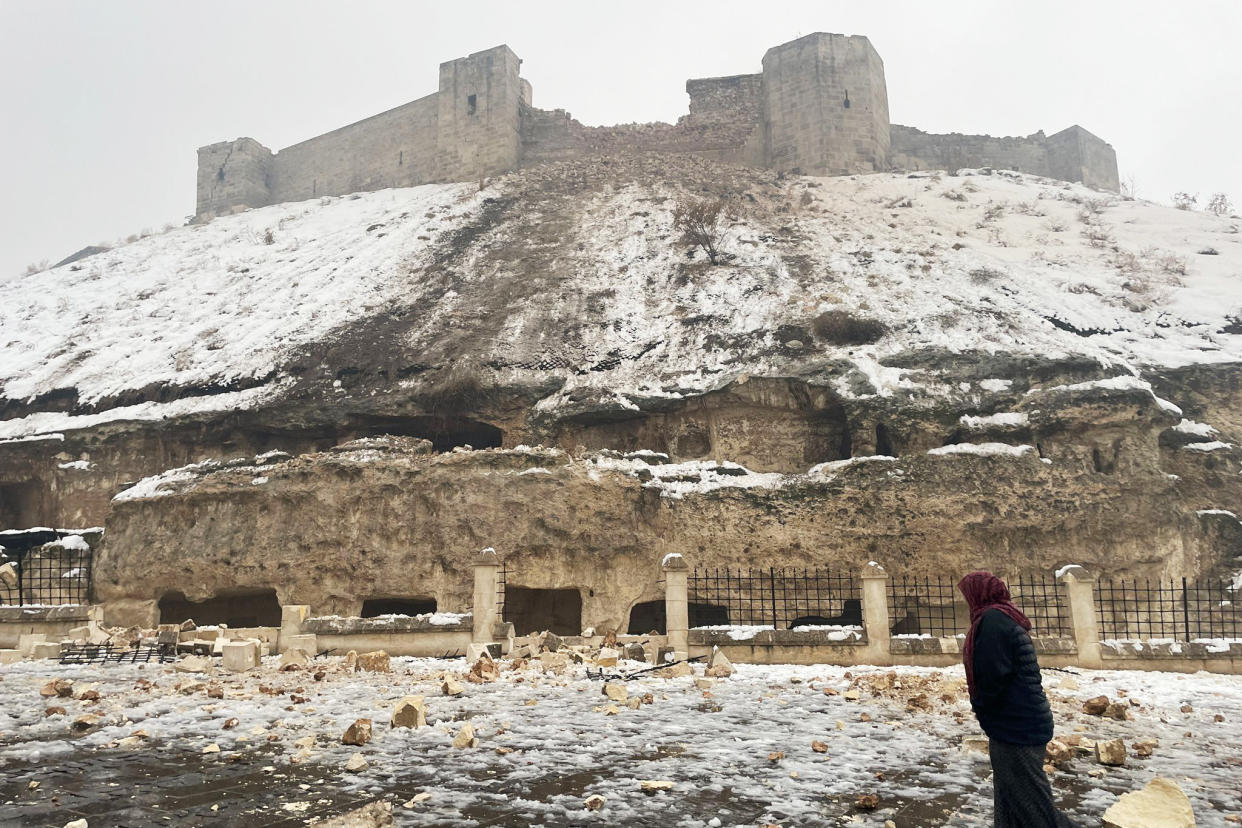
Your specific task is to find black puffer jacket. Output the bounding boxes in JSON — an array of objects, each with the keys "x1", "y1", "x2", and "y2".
[{"x1": 970, "y1": 608, "x2": 1053, "y2": 745}]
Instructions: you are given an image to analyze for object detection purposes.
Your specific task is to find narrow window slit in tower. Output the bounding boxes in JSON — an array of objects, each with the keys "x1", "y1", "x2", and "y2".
[
  {"x1": 467, "y1": 94, "x2": 477, "y2": 115},
  {"x1": 843, "y1": 90, "x2": 851, "y2": 108}
]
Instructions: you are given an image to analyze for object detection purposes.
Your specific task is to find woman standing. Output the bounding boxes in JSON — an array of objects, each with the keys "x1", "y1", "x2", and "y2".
[{"x1": 958, "y1": 571, "x2": 1078, "y2": 828}]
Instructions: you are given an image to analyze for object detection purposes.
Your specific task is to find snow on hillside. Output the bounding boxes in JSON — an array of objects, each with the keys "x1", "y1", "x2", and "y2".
[
  {"x1": 0, "y1": 183, "x2": 477, "y2": 405},
  {"x1": 1, "y1": 163, "x2": 1240, "y2": 441}
]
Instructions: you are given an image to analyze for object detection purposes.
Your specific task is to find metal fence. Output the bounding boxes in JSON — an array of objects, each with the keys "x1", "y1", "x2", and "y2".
[
  {"x1": 688, "y1": 567, "x2": 861, "y2": 629},
  {"x1": 1007, "y1": 573, "x2": 1072, "y2": 636},
  {"x1": 497, "y1": 559, "x2": 508, "y2": 624},
  {"x1": 887, "y1": 575, "x2": 961, "y2": 637},
  {"x1": 1096, "y1": 578, "x2": 1242, "y2": 640},
  {"x1": 0, "y1": 541, "x2": 93, "y2": 606}
]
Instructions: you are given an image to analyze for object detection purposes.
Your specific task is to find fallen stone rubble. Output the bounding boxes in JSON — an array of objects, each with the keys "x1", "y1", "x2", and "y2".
[{"x1": 2, "y1": 630, "x2": 1233, "y2": 824}]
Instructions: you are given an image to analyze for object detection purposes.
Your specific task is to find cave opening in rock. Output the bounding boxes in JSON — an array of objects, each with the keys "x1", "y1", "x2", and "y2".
[
  {"x1": 503, "y1": 586, "x2": 582, "y2": 636},
  {"x1": 1092, "y1": 445, "x2": 1117, "y2": 474},
  {"x1": 158, "y1": 588, "x2": 282, "y2": 628},
  {"x1": 875, "y1": 422, "x2": 895, "y2": 457},
  {"x1": 0, "y1": 480, "x2": 45, "y2": 530},
  {"x1": 688, "y1": 602, "x2": 731, "y2": 627},
  {"x1": 348, "y1": 414, "x2": 503, "y2": 452},
  {"x1": 360, "y1": 597, "x2": 437, "y2": 618},
  {"x1": 627, "y1": 599, "x2": 667, "y2": 635}
]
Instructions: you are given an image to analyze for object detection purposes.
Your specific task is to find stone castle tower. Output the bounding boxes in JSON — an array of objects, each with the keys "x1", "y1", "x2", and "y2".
[{"x1": 196, "y1": 33, "x2": 1117, "y2": 219}]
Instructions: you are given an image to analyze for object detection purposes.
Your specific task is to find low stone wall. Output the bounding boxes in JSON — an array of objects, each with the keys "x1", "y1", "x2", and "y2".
[
  {"x1": 301, "y1": 613, "x2": 473, "y2": 658},
  {"x1": 0, "y1": 605, "x2": 91, "y2": 648},
  {"x1": 1098, "y1": 639, "x2": 1242, "y2": 674},
  {"x1": 689, "y1": 627, "x2": 876, "y2": 666}
]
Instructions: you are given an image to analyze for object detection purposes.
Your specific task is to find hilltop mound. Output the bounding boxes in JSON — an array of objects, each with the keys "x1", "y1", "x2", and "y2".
[{"x1": 1, "y1": 156, "x2": 1239, "y2": 531}]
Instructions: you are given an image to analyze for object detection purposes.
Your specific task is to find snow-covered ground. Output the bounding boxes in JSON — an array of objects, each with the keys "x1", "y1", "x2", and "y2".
[
  {"x1": 0, "y1": 183, "x2": 478, "y2": 415},
  {"x1": 1, "y1": 656, "x2": 1238, "y2": 826}
]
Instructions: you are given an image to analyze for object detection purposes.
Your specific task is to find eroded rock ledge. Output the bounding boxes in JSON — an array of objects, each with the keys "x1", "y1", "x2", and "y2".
[{"x1": 95, "y1": 373, "x2": 1240, "y2": 632}]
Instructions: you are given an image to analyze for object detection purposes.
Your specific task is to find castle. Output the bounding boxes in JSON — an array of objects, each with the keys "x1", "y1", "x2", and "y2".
[{"x1": 195, "y1": 33, "x2": 1119, "y2": 219}]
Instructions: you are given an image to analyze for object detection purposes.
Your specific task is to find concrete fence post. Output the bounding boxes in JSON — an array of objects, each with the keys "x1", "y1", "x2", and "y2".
[
  {"x1": 1057, "y1": 565, "x2": 1102, "y2": 668},
  {"x1": 472, "y1": 547, "x2": 501, "y2": 644},
  {"x1": 663, "y1": 553, "x2": 690, "y2": 658},
  {"x1": 860, "y1": 561, "x2": 891, "y2": 664},
  {"x1": 277, "y1": 604, "x2": 310, "y2": 654}
]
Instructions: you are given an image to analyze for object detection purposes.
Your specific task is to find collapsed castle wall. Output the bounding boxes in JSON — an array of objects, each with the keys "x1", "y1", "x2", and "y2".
[{"x1": 890, "y1": 124, "x2": 1119, "y2": 192}]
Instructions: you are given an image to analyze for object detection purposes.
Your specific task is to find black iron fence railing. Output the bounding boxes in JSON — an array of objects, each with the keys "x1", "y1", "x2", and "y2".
[
  {"x1": 498, "y1": 559, "x2": 508, "y2": 623},
  {"x1": 887, "y1": 575, "x2": 960, "y2": 637},
  {"x1": 1096, "y1": 578, "x2": 1241, "y2": 641},
  {"x1": 688, "y1": 567, "x2": 861, "y2": 629},
  {"x1": 1007, "y1": 573, "x2": 1072, "y2": 636},
  {"x1": 0, "y1": 541, "x2": 93, "y2": 606}
]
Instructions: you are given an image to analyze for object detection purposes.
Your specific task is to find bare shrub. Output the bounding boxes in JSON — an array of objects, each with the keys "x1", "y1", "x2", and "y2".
[
  {"x1": 1046, "y1": 219, "x2": 1068, "y2": 233},
  {"x1": 1013, "y1": 201, "x2": 1046, "y2": 217},
  {"x1": 22, "y1": 259, "x2": 49, "y2": 276},
  {"x1": 1111, "y1": 250, "x2": 1142, "y2": 275},
  {"x1": 423, "y1": 363, "x2": 493, "y2": 413},
  {"x1": 811, "y1": 310, "x2": 887, "y2": 346},
  {"x1": 1172, "y1": 192, "x2": 1198, "y2": 211},
  {"x1": 1152, "y1": 251, "x2": 1187, "y2": 276},
  {"x1": 1078, "y1": 197, "x2": 1109, "y2": 217},
  {"x1": 969, "y1": 267, "x2": 1005, "y2": 284},
  {"x1": 672, "y1": 198, "x2": 729, "y2": 265},
  {"x1": 1207, "y1": 192, "x2": 1233, "y2": 216},
  {"x1": 977, "y1": 202, "x2": 1006, "y2": 225},
  {"x1": 941, "y1": 189, "x2": 967, "y2": 202},
  {"x1": 263, "y1": 228, "x2": 275, "y2": 245},
  {"x1": 1081, "y1": 225, "x2": 1114, "y2": 249}
]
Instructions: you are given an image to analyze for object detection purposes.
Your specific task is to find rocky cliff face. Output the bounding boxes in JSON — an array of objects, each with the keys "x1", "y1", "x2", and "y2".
[
  {"x1": 3, "y1": 156, "x2": 1240, "y2": 624},
  {"x1": 97, "y1": 367, "x2": 1239, "y2": 630}
]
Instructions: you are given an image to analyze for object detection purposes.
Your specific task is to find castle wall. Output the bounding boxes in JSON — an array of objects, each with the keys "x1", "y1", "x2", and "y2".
[
  {"x1": 197, "y1": 46, "x2": 523, "y2": 219},
  {"x1": 270, "y1": 94, "x2": 440, "y2": 204},
  {"x1": 1046, "y1": 125, "x2": 1120, "y2": 193},
  {"x1": 518, "y1": 107, "x2": 763, "y2": 167},
  {"x1": 685, "y1": 73, "x2": 762, "y2": 120},
  {"x1": 194, "y1": 36, "x2": 1120, "y2": 217},
  {"x1": 890, "y1": 124, "x2": 1120, "y2": 193},
  {"x1": 196, "y1": 138, "x2": 273, "y2": 217},
  {"x1": 435, "y1": 45, "x2": 524, "y2": 181},
  {"x1": 760, "y1": 33, "x2": 889, "y2": 175}
]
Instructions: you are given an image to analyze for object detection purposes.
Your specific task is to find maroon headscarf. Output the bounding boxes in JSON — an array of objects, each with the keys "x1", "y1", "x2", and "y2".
[{"x1": 958, "y1": 571, "x2": 1032, "y2": 698}]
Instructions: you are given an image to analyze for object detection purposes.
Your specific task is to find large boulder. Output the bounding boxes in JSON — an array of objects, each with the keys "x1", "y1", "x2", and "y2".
[{"x1": 1102, "y1": 777, "x2": 1195, "y2": 828}]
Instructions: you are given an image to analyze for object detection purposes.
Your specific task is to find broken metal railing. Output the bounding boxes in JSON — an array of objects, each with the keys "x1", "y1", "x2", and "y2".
[
  {"x1": 59, "y1": 642, "x2": 174, "y2": 665},
  {"x1": 586, "y1": 656, "x2": 705, "y2": 682}
]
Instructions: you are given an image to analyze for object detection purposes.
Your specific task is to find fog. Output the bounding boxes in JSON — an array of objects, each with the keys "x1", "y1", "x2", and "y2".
[{"x1": 1, "y1": 0, "x2": 1238, "y2": 280}]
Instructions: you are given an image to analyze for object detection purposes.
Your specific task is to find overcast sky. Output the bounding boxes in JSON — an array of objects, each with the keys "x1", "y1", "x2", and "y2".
[{"x1": 1, "y1": 0, "x2": 1239, "y2": 280}]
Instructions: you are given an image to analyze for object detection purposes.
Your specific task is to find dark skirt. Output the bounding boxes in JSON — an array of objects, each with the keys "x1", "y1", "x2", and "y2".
[{"x1": 988, "y1": 739, "x2": 1078, "y2": 828}]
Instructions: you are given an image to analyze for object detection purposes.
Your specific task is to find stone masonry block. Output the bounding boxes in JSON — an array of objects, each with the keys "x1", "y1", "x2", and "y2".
[
  {"x1": 30, "y1": 641, "x2": 63, "y2": 660},
  {"x1": 222, "y1": 640, "x2": 259, "y2": 673}
]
